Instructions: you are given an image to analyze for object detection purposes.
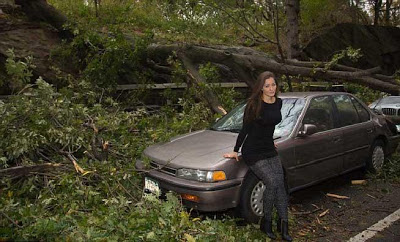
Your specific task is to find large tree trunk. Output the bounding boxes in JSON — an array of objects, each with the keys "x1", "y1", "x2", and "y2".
[
  {"x1": 373, "y1": 0, "x2": 383, "y2": 25},
  {"x1": 285, "y1": 0, "x2": 301, "y2": 59},
  {"x1": 385, "y1": 0, "x2": 393, "y2": 25},
  {"x1": 147, "y1": 44, "x2": 400, "y2": 95},
  {"x1": 178, "y1": 52, "x2": 227, "y2": 115}
]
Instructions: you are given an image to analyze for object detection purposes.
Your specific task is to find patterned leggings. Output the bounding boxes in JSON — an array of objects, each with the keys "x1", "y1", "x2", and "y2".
[{"x1": 249, "y1": 155, "x2": 288, "y2": 220}]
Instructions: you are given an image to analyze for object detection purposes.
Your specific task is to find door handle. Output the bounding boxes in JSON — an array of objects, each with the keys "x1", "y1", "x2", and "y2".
[
  {"x1": 332, "y1": 137, "x2": 342, "y2": 143},
  {"x1": 367, "y1": 128, "x2": 374, "y2": 133}
]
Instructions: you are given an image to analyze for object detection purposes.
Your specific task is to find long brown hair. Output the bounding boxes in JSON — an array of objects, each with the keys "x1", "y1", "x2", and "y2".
[{"x1": 244, "y1": 71, "x2": 279, "y2": 123}]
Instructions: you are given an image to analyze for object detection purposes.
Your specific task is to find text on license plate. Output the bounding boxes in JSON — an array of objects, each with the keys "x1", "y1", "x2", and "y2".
[{"x1": 144, "y1": 177, "x2": 160, "y2": 197}]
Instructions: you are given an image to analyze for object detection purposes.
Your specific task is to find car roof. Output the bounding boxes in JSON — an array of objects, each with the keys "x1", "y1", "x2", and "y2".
[{"x1": 279, "y1": 91, "x2": 349, "y2": 99}]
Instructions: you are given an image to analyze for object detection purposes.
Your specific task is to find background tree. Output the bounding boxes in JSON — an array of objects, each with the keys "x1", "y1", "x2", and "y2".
[
  {"x1": 370, "y1": 0, "x2": 383, "y2": 25},
  {"x1": 285, "y1": 0, "x2": 300, "y2": 59},
  {"x1": 385, "y1": 0, "x2": 393, "y2": 25}
]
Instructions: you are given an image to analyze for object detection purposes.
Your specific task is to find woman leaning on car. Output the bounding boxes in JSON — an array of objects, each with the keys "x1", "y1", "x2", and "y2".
[{"x1": 224, "y1": 71, "x2": 292, "y2": 241}]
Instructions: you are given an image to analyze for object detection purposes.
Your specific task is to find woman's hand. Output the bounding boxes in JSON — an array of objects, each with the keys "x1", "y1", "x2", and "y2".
[{"x1": 223, "y1": 152, "x2": 239, "y2": 161}]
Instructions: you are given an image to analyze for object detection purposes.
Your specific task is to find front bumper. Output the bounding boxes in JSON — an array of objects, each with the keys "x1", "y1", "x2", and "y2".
[{"x1": 135, "y1": 159, "x2": 242, "y2": 212}]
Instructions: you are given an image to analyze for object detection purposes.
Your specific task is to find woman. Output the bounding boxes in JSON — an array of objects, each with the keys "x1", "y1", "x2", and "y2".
[{"x1": 224, "y1": 71, "x2": 292, "y2": 241}]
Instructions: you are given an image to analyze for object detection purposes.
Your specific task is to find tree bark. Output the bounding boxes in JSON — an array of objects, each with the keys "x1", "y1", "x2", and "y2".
[
  {"x1": 178, "y1": 52, "x2": 227, "y2": 115},
  {"x1": 0, "y1": 163, "x2": 64, "y2": 179},
  {"x1": 285, "y1": 0, "x2": 301, "y2": 59},
  {"x1": 94, "y1": 0, "x2": 100, "y2": 17},
  {"x1": 385, "y1": 0, "x2": 393, "y2": 25},
  {"x1": 373, "y1": 0, "x2": 383, "y2": 25}
]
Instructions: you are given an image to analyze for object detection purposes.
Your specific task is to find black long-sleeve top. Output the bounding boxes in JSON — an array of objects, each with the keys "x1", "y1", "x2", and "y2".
[{"x1": 234, "y1": 98, "x2": 282, "y2": 165}]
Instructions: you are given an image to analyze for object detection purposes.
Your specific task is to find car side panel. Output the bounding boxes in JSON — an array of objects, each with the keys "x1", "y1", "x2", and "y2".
[
  {"x1": 341, "y1": 121, "x2": 374, "y2": 171},
  {"x1": 290, "y1": 130, "x2": 343, "y2": 188}
]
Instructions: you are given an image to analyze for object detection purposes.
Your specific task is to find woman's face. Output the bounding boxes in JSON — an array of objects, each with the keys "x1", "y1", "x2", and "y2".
[{"x1": 262, "y1": 77, "x2": 276, "y2": 97}]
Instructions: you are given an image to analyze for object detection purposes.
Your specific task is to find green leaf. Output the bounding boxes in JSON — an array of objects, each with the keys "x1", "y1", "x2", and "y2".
[
  {"x1": 146, "y1": 231, "x2": 155, "y2": 239},
  {"x1": 184, "y1": 233, "x2": 196, "y2": 242}
]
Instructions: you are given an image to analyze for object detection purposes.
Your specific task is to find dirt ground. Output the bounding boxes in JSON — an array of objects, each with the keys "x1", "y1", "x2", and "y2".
[{"x1": 289, "y1": 170, "x2": 400, "y2": 241}]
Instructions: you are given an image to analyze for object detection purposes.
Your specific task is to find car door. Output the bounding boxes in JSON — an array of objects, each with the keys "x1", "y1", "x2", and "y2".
[
  {"x1": 333, "y1": 94, "x2": 374, "y2": 171},
  {"x1": 291, "y1": 95, "x2": 343, "y2": 187}
]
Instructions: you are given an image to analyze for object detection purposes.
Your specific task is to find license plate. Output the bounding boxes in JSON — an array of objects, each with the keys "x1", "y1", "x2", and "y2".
[{"x1": 143, "y1": 177, "x2": 160, "y2": 198}]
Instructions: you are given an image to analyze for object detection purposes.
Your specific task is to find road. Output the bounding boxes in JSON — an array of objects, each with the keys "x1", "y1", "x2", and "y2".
[
  {"x1": 194, "y1": 169, "x2": 400, "y2": 241},
  {"x1": 289, "y1": 170, "x2": 400, "y2": 241}
]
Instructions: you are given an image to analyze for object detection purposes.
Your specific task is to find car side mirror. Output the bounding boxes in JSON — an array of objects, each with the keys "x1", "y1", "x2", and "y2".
[{"x1": 298, "y1": 124, "x2": 318, "y2": 137}]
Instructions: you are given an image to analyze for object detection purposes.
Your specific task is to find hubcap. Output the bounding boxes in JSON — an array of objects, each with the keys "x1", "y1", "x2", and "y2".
[
  {"x1": 372, "y1": 145, "x2": 384, "y2": 171},
  {"x1": 250, "y1": 181, "x2": 265, "y2": 216}
]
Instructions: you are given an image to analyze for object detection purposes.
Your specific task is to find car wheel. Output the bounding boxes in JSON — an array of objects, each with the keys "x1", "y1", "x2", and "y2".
[
  {"x1": 367, "y1": 140, "x2": 385, "y2": 173},
  {"x1": 236, "y1": 171, "x2": 265, "y2": 224}
]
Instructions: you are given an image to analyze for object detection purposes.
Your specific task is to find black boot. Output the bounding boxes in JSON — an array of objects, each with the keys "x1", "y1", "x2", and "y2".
[
  {"x1": 277, "y1": 217, "x2": 281, "y2": 233},
  {"x1": 260, "y1": 219, "x2": 276, "y2": 240},
  {"x1": 281, "y1": 220, "x2": 293, "y2": 241}
]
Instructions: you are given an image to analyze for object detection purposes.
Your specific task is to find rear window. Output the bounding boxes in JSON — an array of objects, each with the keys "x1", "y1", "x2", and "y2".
[
  {"x1": 351, "y1": 96, "x2": 370, "y2": 122},
  {"x1": 333, "y1": 94, "x2": 360, "y2": 127}
]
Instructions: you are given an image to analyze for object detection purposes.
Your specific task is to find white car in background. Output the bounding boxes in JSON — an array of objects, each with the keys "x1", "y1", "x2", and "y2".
[{"x1": 369, "y1": 96, "x2": 400, "y2": 132}]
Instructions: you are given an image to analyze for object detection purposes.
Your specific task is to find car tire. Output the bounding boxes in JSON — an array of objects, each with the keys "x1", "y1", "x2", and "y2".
[
  {"x1": 236, "y1": 171, "x2": 264, "y2": 224},
  {"x1": 367, "y1": 140, "x2": 385, "y2": 173}
]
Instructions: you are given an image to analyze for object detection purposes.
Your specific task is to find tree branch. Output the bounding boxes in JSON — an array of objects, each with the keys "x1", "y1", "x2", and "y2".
[
  {"x1": 203, "y1": 1, "x2": 277, "y2": 45},
  {"x1": 0, "y1": 163, "x2": 63, "y2": 179},
  {"x1": 177, "y1": 51, "x2": 227, "y2": 115}
]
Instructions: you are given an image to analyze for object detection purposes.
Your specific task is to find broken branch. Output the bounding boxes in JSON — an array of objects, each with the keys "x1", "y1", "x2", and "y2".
[
  {"x1": 58, "y1": 150, "x2": 85, "y2": 174},
  {"x1": 1, "y1": 211, "x2": 23, "y2": 228},
  {"x1": 326, "y1": 193, "x2": 350, "y2": 199},
  {"x1": 0, "y1": 163, "x2": 63, "y2": 179},
  {"x1": 319, "y1": 209, "x2": 330, "y2": 217},
  {"x1": 351, "y1": 180, "x2": 367, "y2": 185}
]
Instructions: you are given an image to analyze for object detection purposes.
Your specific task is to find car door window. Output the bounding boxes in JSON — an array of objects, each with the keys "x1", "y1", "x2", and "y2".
[
  {"x1": 350, "y1": 96, "x2": 370, "y2": 122},
  {"x1": 333, "y1": 94, "x2": 360, "y2": 127},
  {"x1": 303, "y1": 96, "x2": 335, "y2": 133}
]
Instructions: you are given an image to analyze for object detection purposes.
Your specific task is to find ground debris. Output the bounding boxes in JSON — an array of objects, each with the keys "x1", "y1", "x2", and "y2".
[
  {"x1": 326, "y1": 193, "x2": 350, "y2": 199},
  {"x1": 351, "y1": 180, "x2": 367, "y2": 185},
  {"x1": 293, "y1": 207, "x2": 322, "y2": 215},
  {"x1": 319, "y1": 209, "x2": 330, "y2": 217}
]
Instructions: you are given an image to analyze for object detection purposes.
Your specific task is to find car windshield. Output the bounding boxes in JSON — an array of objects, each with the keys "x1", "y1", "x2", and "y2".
[
  {"x1": 211, "y1": 98, "x2": 306, "y2": 138},
  {"x1": 381, "y1": 97, "x2": 400, "y2": 105}
]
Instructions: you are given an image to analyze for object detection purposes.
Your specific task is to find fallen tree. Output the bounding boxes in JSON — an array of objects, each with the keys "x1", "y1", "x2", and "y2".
[
  {"x1": 147, "y1": 44, "x2": 400, "y2": 94},
  {"x1": 9, "y1": 0, "x2": 400, "y2": 114}
]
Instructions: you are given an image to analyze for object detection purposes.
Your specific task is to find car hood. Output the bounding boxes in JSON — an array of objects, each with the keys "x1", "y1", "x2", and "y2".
[
  {"x1": 143, "y1": 129, "x2": 238, "y2": 169},
  {"x1": 376, "y1": 104, "x2": 400, "y2": 109}
]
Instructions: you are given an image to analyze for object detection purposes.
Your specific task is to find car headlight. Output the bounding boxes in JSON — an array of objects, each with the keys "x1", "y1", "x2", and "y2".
[
  {"x1": 396, "y1": 124, "x2": 400, "y2": 133},
  {"x1": 176, "y1": 168, "x2": 226, "y2": 182}
]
